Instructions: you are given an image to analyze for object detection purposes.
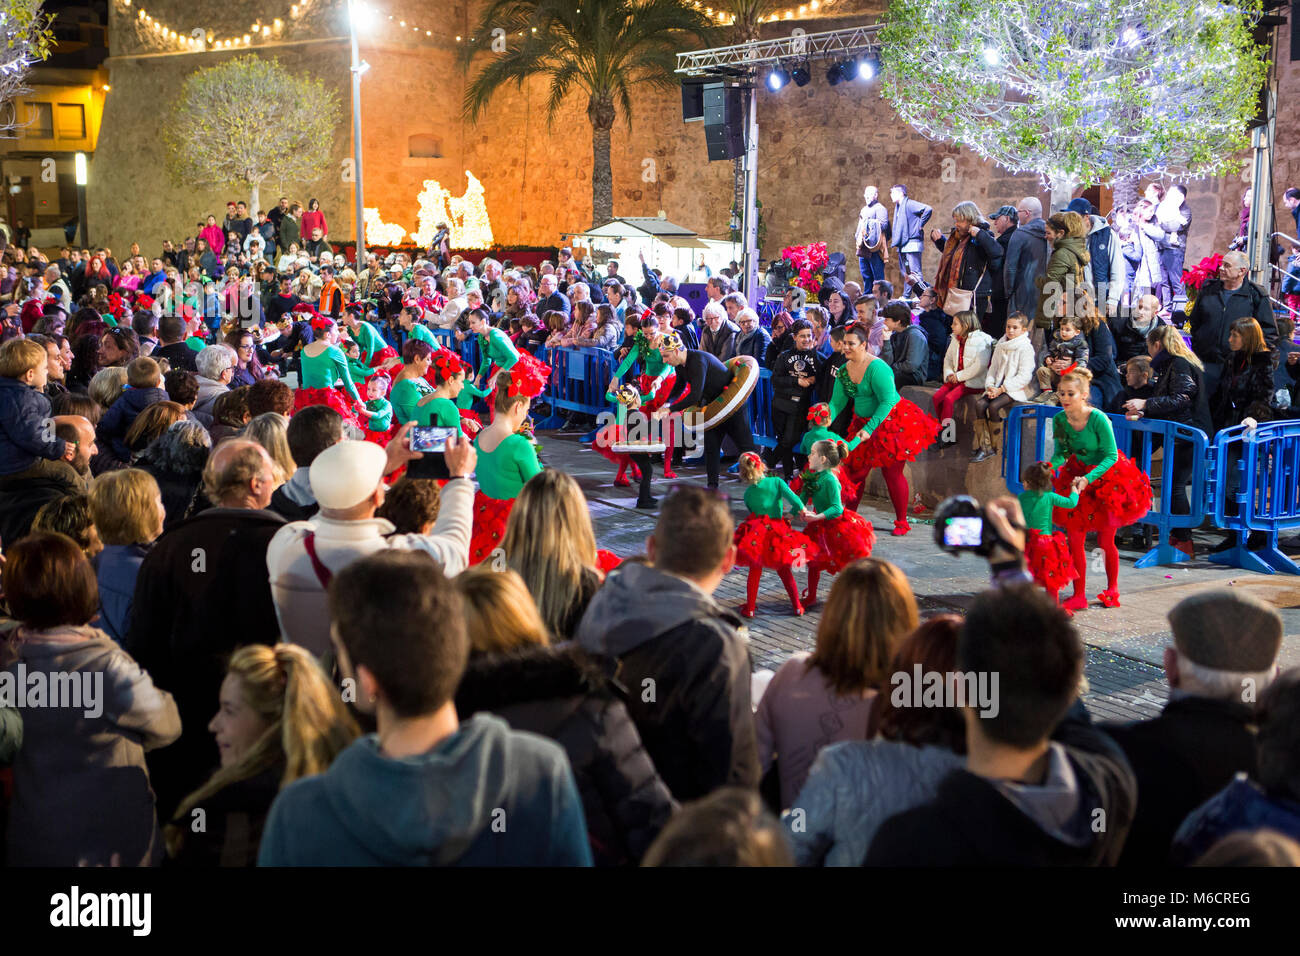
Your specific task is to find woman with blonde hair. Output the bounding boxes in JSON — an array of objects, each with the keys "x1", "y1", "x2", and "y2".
[
  {"x1": 123, "y1": 400, "x2": 186, "y2": 461},
  {"x1": 930, "y1": 200, "x2": 1004, "y2": 321},
  {"x1": 500, "y1": 468, "x2": 612, "y2": 640},
  {"x1": 243, "y1": 411, "x2": 295, "y2": 484},
  {"x1": 88, "y1": 365, "x2": 128, "y2": 411},
  {"x1": 87, "y1": 468, "x2": 166, "y2": 644},
  {"x1": 454, "y1": 566, "x2": 675, "y2": 866},
  {"x1": 755, "y1": 558, "x2": 918, "y2": 809},
  {"x1": 166, "y1": 644, "x2": 358, "y2": 866}
]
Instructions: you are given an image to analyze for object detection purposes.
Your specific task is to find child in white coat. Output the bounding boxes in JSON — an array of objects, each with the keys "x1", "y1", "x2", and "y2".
[{"x1": 971, "y1": 312, "x2": 1037, "y2": 462}]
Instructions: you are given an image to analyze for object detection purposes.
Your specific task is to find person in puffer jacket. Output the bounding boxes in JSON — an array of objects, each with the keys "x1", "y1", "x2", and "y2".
[
  {"x1": 455, "y1": 567, "x2": 676, "y2": 866},
  {"x1": 971, "y1": 312, "x2": 1037, "y2": 462},
  {"x1": 0, "y1": 338, "x2": 68, "y2": 478}
]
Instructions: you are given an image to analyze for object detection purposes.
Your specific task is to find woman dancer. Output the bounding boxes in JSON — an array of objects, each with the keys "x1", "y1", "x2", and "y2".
[
  {"x1": 829, "y1": 322, "x2": 941, "y2": 534},
  {"x1": 794, "y1": 439, "x2": 876, "y2": 607},
  {"x1": 292, "y1": 314, "x2": 364, "y2": 427},
  {"x1": 467, "y1": 307, "x2": 551, "y2": 404},
  {"x1": 389, "y1": 340, "x2": 437, "y2": 425},
  {"x1": 734, "y1": 452, "x2": 819, "y2": 618},
  {"x1": 1050, "y1": 368, "x2": 1152, "y2": 610},
  {"x1": 414, "y1": 349, "x2": 481, "y2": 438},
  {"x1": 342, "y1": 303, "x2": 399, "y2": 369},
  {"x1": 469, "y1": 371, "x2": 544, "y2": 565}
]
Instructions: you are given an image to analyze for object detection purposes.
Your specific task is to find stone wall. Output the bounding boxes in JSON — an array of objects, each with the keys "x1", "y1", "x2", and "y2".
[{"x1": 90, "y1": 0, "x2": 1300, "y2": 281}]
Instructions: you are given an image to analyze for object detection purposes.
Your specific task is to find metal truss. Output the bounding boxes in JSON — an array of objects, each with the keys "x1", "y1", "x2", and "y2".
[{"x1": 675, "y1": 24, "x2": 883, "y2": 76}]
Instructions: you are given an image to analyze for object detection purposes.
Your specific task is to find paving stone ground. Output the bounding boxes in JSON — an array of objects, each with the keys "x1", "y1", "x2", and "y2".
[{"x1": 538, "y1": 428, "x2": 1300, "y2": 724}]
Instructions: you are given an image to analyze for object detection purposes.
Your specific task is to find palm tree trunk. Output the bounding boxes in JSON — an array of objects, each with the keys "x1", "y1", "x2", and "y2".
[{"x1": 588, "y1": 95, "x2": 617, "y2": 228}]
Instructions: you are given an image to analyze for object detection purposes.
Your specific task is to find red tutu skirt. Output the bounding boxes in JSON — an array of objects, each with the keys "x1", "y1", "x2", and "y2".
[
  {"x1": 596, "y1": 549, "x2": 623, "y2": 576},
  {"x1": 293, "y1": 386, "x2": 363, "y2": 430},
  {"x1": 638, "y1": 371, "x2": 676, "y2": 413},
  {"x1": 458, "y1": 408, "x2": 482, "y2": 438},
  {"x1": 369, "y1": 345, "x2": 398, "y2": 366},
  {"x1": 804, "y1": 511, "x2": 876, "y2": 573},
  {"x1": 845, "y1": 399, "x2": 941, "y2": 474},
  {"x1": 1026, "y1": 529, "x2": 1079, "y2": 591},
  {"x1": 734, "y1": 515, "x2": 821, "y2": 570},
  {"x1": 470, "y1": 492, "x2": 515, "y2": 566},
  {"x1": 790, "y1": 468, "x2": 860, "y2": 515},
  {"x1": 362, "y1": 426, "x2": 393, "y2": 446},
  {"x1": 1051, "y1": 453, "x2": 1151, "y2": 534}
]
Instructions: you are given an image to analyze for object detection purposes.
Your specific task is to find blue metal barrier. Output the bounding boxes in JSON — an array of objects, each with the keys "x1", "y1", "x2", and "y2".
[
  {"x1": 1003, "y1": 405, "x2": 1210, "y2": 568},
  {"x1": 1210, "y1": 421, "x2": 1300, "y2": 575},
  {"x1": 747, "y1": 369, "x2": 777, "y2": 450},
  {"x1": 534, "y1": 346, "x2": 618, "y2": 431}
]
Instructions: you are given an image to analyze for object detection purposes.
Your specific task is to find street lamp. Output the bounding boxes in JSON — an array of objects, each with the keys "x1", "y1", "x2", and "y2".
[
  {"x1": 74, "y1": 152, "x2": 88, "y2": 247},
  {"x1": 348, "y1": 0, "x2": 371, "y2": 270}
]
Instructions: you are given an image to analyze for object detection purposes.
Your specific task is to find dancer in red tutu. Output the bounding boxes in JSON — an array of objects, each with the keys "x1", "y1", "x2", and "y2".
[
  {"x1": 735, "y1": 452, "x2": 820, "y2": 618},
  {"x1": 469, "y1": 371, "x2": 544, "y2": 565},
  {"x1": 1050, "y1": 368, "x2": 1152, "y2": 610},
  {"x1": 797, "y1": 403, "x2": 860, "y2": 508},
  {"x1": 467, "y1": 308, "x2": 551, "y2": 412},
  {"x1": 413, "y1": 349, "x2": 481, "y2": 440},
  {"x1": 292, "y1": 313, "x2": 365, "y2": 428},
  {"x1": 829, "y1": 322, "x2": 940, "y2": 535},
  {"x1": 1018, "y1": 461, "x2": 1086, "y2": 607},
  {"x1": 792, "y1": 439, "x2": 876, "y2": 607},
  {"x1": 357, "y1": 371, "x2": 395, "y2": 446},
  {"x1": 594, "y1": 314, "x2": 678, "y2": 486},
  {"x1": 342, "y1": 302, "x2": 400, "y2": 368}
]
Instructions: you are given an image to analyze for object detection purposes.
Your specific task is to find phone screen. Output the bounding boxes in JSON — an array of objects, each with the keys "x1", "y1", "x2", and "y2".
[
  {"x1": 410, "y1": 426, "x2": 458, "y2": 453},
  {"x1": 944, "y1": 516, "x2": 984, "y2": 549}
]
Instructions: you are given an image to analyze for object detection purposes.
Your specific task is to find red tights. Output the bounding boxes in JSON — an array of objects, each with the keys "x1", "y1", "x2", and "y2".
[
  {"x1": 852, "y1": 461, "x2": 909, "y2": 521},
  {"x1": 745, "y1": 566, "x2": 802, "y2": 614},
  {"x1": 1067, "y1": 524, "x2": 1119, "y2": 602}
]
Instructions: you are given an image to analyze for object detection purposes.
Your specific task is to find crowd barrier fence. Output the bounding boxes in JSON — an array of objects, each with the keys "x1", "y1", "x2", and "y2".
[{"x1": 1210, "y1": 420, "x2": 1300, "y2": 575}]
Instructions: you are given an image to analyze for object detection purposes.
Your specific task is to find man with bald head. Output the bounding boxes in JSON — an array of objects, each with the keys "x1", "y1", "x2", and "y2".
[
  {"x1": 0, "y1": 414, "x2": 96, "y2": 546},
  {"x1": 126, "y1": 438, "x2": 287, "y2": 819}
]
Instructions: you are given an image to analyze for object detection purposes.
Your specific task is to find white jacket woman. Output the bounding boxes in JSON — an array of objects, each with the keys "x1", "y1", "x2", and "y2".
[
  {"x1": 985, "y1": 332, "x2": 1038, "y2": 401},
  {"x1": 941, "y1": 328, "x2": 995, "y2": 389}
]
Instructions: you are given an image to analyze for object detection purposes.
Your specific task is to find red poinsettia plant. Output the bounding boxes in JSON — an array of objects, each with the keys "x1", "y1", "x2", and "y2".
[
  {"x1": 1182, "y1": 253, "x2": 1223, "y2": 292},
  {"x1": 778, "y1": 242, "x2": 830, "y2": 295}
]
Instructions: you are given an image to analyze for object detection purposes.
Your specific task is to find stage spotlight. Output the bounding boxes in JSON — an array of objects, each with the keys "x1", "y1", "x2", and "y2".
[
  {"x1": 792, "y1": 64, "x2": 811, "y2": 87},
  {"x1": 855, "y1": 53, "x2": 881, "y2": 81},
  {"x1": 767, "y1": 66, "x2": 791, "y2": 91},
  {"x1": 827, "y1": 61, "x2": 846, "y2": 86}
]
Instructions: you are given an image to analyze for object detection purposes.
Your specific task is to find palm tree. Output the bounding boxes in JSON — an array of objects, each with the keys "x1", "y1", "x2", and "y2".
[{"x1": 463, "y1": 0, "x2": 718, "y2": 228}]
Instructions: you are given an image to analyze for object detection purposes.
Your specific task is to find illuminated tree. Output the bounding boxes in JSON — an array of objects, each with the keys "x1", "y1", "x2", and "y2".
[
  {"x1": 0, "y1": 0, "x2": 53, "y2": 137},
  {"x1": 463, "y1": 0, "x2": 717, "y2": 227},
  {"x1": 161, "y1": 56, "x2": 340, "y2": 214},
  {"x1": 881, "y1": 0, "x2": 1268, "y2": 205}
]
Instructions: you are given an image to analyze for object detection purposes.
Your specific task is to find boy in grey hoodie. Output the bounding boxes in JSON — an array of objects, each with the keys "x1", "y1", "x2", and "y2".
[{"x1": 258, "y1": 551, "x2": 592, "y2": 866}]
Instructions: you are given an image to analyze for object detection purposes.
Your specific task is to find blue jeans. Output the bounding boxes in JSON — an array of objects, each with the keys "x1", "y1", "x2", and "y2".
[
  {"x1": 858, "y1": 252, "x2": 886, "y2": 285},
  {"x1": 1160, "y1": 247, "x2": 1186, "y2": 309}
]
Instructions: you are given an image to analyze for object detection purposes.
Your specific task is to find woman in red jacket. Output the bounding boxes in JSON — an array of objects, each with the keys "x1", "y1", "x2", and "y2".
[{"x1": 300, "y1": 198, "x2": 328, "y2": 240}]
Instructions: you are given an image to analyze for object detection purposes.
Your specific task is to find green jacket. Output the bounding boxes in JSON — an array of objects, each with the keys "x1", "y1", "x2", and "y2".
[{"x1": 1035, "y1": 236, "x2": 1089, "y2": 329}]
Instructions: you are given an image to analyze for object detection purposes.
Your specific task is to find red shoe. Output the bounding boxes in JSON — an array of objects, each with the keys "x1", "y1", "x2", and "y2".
[
  {"x1": 662, "y1": 469, "x2": 678, "y2": 480},
  {"x1": 614, "y1": 475, "x2": 631, "y2": 488},
  {"x1": 791, "y1": 604, "x2": 805, "y2": 617},
  {"x1": 799, "y1": 590, "x2": 818, "y2": 608},
  {"x1": 738, "y1": 604, "x2": 756, "y2": 618},
  {"x1": 892, "y1": 519, "x2": 911, "y2": 536},
  {"x1": 1097, "y1": 589, "x2": 1121, "y2": 609},
  {"x1": 1063, "y1": 593, "x2": 1089, "y2": 612}
]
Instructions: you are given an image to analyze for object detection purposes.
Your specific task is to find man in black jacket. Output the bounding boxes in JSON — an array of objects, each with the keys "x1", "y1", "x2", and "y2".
[
  {"x1": 126, "y1": 440, "x2": 285, "y2": 822},
  {"x1": 576, "y1": 486, "x2": 760, "y2": 801},
  {"x1": 764, "y1": 319, "x2": 821, "y2": 479},
  {"x1": 0, "y1": 417, "x2": 93, "y2": 547},
  {"x1": 658, "y1": 337, "x2": 757, "y2": 488},
  {"x1": 268, "y1": 405, "x2": 342, "y2": 521},
  {"x1": 878, "y1": 302, "x2": 929, "y2": 388},
  {"x1": 914, "y1": 286, "x2": 950, "y2": 383},
  {"x1": 866, "y1": 538, "x2": 1137, "y2": 866},
  {"x1": 1102, "y1": 590, "x2": 1281, "y2": 867},
  {"x1": 152, "y1": 314, "x2": 199, "y2": 372},
  {"x1": 1188, "y1": 251, "x2": 1278, "y2": 399},
  {"x1": 987, "y1": 205, "x2": 1018, "y2": 340}
]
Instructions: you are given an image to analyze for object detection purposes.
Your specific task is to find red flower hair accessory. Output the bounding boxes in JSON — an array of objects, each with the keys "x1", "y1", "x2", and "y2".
[
  {"x1": 430, "y1": 348, "x2": 468, "y2": 384},
  {"x1": 292, "y1": 303, "x2": 318, "y2": 316},
  {"x1": 309, "y1": 314, "x2": 335, "y2": 333},
  {"x1": 807, "y1": 403, "x2": 831, "y2": 425},
  {"x1": 739, "y1": 451, "x2": 764, "y2": 469},
  {"x1": 136, "y1": 294, "x2": 155, "y2": 310}
]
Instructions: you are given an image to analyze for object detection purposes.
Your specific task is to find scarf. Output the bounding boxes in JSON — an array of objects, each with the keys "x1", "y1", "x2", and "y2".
[{"x1": 933, "y1": 229, "x2": 972, "y2": 308}]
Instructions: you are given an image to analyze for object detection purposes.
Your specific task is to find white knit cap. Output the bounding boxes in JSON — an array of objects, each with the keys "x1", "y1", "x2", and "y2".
[{"x1": 309, "y1": 440, "x2": 387, "y2": 510}]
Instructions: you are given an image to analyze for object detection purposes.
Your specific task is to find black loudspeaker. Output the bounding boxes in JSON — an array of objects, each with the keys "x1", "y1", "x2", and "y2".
[
  {"x1": 682, "y1": 81, "x2": 705, "y2": 122},
  {"x1": 1293, "y1": 0, "x2": 1300, "y2": 60},
  {"x1": 703, "y1": 82, "x2": 744, "y2": 161}
]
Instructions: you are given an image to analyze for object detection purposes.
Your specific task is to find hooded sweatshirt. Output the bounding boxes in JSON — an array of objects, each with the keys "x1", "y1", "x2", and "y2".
[
  {"x1": 257, "y1": 713, "x2": 592, "y2": 866},
  {"x1": 576, "y1": 562, "x2": 760, "y2": 801}
]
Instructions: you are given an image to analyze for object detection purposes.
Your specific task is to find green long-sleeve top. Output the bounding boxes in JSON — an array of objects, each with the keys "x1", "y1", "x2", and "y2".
[
  {"x1": 406, "y1": 323, "x2": 439, "y2": 349},
  {"x1": 829, "y1": 359, "x2": 900, "y2": 449},
  {"x1": 613, "y1": 335, "x2": 668, "y2": 380},
  {"x1": 300, "y1": 344, "x2": 361, "y2": 403},
  {"x1": 474, "y1": 431, "x2": 542, "y2": 500},
  {"x1": 797, "y1": 424, "x2": 838, "y2": 456},
  {"x1": 415, "y1": 395, "x2": 461, "y2": 428},
  {"x1": 744, "y1": 475, "x2": 805, "y2": 519},
  {"x1": 478, "y1": 328, "x2": 519, "y2": 378},
  {"x1": 364, "y1": 398, "x2": 393, "y2": 432},
  {"x1": 349, "y1": 320, "x2": 387, "y2": 364},
  {"x1": 346, "y1": 355, "x2": 374, "y2": 384},
  {"x1": 456, "y1": 380, "x2": 491, "y2": 410},
  {"x1": 796, "y1": 468, "x2": 844, "y2": 519},
  {"x1": 390, "y1": 375, "x2": 435, "y2": 425},
  {"x1": 1019, "y1": 488, "x2": 1079, "y2": 535},
  {"x1": 1050, "y1": 408, "x2": 1118, "y2": 484}
]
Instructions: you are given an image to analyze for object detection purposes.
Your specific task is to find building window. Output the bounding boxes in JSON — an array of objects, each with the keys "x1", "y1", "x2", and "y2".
[
  {"x1": 23, "y1": 102, "x2": 52, "y2": 139},
  {"x1": 408, "y1": 133, "x2": 442, "y2": 158},
  {"x1": 56, "y1": 103, "x2": 86, "y2": 140}
]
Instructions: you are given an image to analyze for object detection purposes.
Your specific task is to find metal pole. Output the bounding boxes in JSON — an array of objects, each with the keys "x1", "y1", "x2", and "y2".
[
  {"x1": 77, "y1": 184, "x2": 88, "y2": 248},
  {"x1": 349, "y1": 1, "x2": 366, "y2": 271},
  {"x1": 1246, "y1": 71, "x2": 1277, "y2": 290},
  {"x1": 741, "y1": 84, "x2": 759, "y2": 300}
]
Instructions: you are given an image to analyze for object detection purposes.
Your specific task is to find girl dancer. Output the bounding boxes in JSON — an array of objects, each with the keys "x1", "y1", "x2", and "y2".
[
  {"x1": 1050, "y1": 368, "x2": 1151, "y2": 609},
  {"x1": 357, "y1": 371, "x2": 394, "y2": 445},
  {"x1": 342, "y1": 303, "x2": 399, "y2": 368},
  {"x1": 469, "y1": 371, "x2": 544, "y2": 565},
  {"x1": 467, "y1": 308, "x2": 551, "y2": 409},
  {"x1": 830, "y1": 322, "x2": 941, "y2": 534},
  {"x1": 1018, "y1": 461, "x2": 1085, "y2": 607},
  {"x1": 794, "y1": 439, "x2": 876, "y2": 607},
  {"x1": 734, "y1": 452, "x2": 819, "y2": 618},
  {"x1": 293, "y1": 314, "x2": 365, "y2": 427},
  {"x1": 596, "y1": 314, "x2": 677, "y2": 485}
]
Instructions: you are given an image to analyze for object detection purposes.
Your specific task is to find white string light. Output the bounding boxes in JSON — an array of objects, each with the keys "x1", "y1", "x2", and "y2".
[{"x1": 115, "y1": 0, "x2": 314, "y2": 52}]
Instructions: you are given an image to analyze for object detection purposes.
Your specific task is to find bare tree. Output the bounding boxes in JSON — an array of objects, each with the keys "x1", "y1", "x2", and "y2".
[{"x1": 0, "y1": 0, "x2": 53, "y2": 138}]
